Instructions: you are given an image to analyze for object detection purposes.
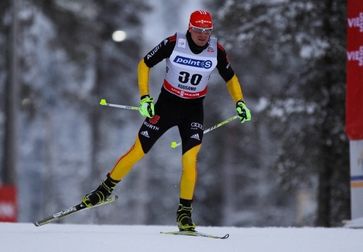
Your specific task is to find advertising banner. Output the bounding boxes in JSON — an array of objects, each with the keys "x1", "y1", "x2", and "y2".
[
  {"x1": 0, "y1": 185, "x2": 17, "y2": 222},
  {"x1": 346, "y1": 0, "x2": 363, "y2": 140},
  {"x1": 347, "y1": 0, "x2": 363, "y2": 221}
]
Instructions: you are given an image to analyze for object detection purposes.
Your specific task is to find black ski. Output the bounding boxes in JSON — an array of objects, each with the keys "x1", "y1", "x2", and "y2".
[
  {"x1": 34, "y1": 195, "x2": 118, "y2": 226},
  {"x1": 161, "y1": 230, "x2": 229, "y2": 239}
]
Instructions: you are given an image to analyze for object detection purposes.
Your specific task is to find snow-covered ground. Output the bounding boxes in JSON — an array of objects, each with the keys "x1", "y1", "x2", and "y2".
[{"x1": 0, "y1": 223, "x2": 362, "y2": 252}]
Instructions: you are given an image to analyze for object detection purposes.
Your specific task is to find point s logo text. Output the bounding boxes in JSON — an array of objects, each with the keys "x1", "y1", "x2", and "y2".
[{"x1": 174, "y1": 56, "x2": 212, "y2": 69}]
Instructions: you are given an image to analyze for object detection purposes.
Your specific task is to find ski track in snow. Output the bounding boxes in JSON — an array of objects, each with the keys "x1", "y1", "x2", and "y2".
[{"x1": 0, "y1": 223, "x2": 362, "y2": 252}]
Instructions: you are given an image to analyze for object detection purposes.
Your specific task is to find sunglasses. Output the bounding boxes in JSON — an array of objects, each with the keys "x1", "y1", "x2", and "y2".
[{"x1": 190, "y1": 27, "x2": 213, "y2": 34}]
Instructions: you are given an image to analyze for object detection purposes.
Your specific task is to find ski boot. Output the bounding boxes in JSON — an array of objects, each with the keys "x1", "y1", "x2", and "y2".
[
  {"x1": 176, "y1": 204, "x2": 196, "y2": 231},
  {"x1": 82, "y1": 174, "x2": 119, "y2": 207}
]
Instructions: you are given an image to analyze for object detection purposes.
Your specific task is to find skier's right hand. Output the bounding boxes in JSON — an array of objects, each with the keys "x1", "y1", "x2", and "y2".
[{"x1": 139, "y1": 95, "x2": 155, "y2": 118}]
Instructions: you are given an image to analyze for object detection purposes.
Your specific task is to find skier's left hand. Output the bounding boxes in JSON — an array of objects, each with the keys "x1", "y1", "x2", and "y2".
[{"x1": 236, "y1": 100, "x2": 251, "y2": 123}]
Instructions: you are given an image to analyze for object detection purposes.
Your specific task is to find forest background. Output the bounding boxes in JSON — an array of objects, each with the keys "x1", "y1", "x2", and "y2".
[{"x1": 0, "y1": 0, "x2": 348, "y2": 227}]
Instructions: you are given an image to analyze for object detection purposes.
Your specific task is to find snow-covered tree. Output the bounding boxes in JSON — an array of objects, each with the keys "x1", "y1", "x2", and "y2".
[{"x1": 205, "y1": 0, "x2": 348, "y2": 226}]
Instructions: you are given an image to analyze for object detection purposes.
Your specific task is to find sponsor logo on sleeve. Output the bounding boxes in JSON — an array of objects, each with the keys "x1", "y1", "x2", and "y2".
[{"x1": 146, "y1": 43, "x2": 162, "y2": 60}]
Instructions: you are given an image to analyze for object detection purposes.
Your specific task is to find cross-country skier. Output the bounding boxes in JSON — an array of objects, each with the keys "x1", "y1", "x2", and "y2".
[{"x1": 82, "y1": 10, "x2": 251, "y2": 231}]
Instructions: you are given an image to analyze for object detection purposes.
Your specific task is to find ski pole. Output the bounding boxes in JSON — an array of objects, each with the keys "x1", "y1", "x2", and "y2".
[
  {"x1": 170, "y1": 115, "x2": 239, "y2": 149},
  {"x1": 99, "y1": 98, "x2": 139, "y2": 111}
]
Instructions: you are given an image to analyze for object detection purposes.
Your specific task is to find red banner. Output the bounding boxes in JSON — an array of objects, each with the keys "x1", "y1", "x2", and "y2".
[
  {"x1": 0, "y1": 186, "x2": 17, "y2": 222},
  {"x1": 346, "y1": 0, "x2": 363, "y2": 140}
]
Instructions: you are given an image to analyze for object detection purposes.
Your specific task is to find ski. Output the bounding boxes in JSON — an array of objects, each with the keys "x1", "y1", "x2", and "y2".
[
  {"x1": 34, "y1": 195, "x2": 118, "y2": 227},
  {"x1": 161, "y1": 230, "x2": 229, "y2": 239}
]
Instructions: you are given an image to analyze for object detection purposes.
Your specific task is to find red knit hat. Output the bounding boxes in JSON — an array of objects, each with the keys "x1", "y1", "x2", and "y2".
[{"x1": 189, "y1": 10, "x2": 213, "y2": 29}]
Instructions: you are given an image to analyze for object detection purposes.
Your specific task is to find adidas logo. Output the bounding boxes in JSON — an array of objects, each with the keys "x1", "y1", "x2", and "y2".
[
  {"x1": 140, "y1": 131, "x2": 150, "y2": 138},
  {"x1": 190, "y1": 133, "x2": 200, "y2": 141}
]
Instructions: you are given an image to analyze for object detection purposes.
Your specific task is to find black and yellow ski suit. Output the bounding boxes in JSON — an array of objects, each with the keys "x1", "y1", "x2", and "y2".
[{"x1": 108, "y1": 31, "x2": 245, "y2": 202}]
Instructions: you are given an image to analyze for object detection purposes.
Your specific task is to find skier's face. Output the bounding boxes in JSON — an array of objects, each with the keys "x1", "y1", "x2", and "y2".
[{"x1": 189, "y1": 27, "x2": 212, "y2": 47}]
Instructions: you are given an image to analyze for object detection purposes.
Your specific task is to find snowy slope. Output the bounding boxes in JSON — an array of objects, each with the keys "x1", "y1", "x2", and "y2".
[{"x1": 0, "y1": 223, "x2": 362, "y2": 252}]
